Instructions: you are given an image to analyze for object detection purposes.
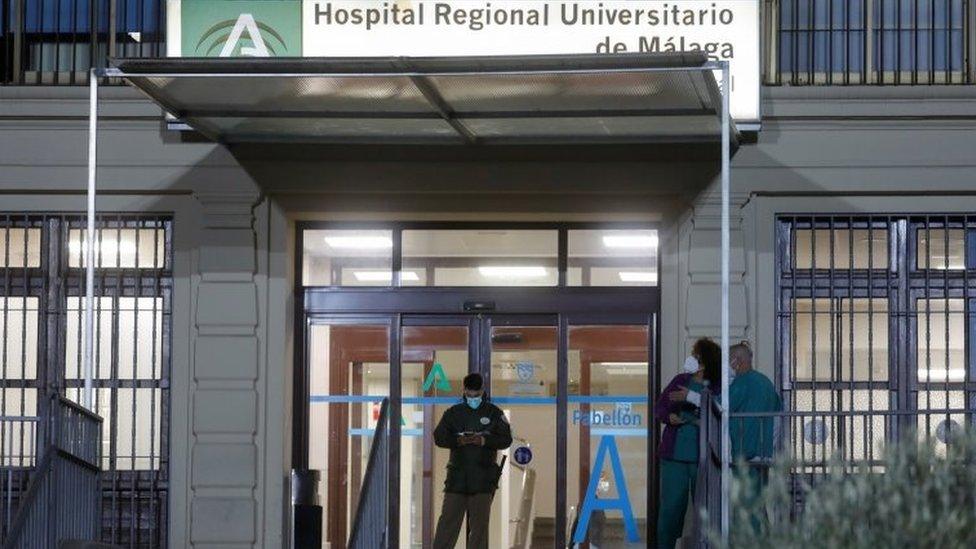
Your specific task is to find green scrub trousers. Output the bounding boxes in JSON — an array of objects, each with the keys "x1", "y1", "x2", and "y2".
[{"x1": 657, "y1": 459, "x2": 697, "y2": 549}]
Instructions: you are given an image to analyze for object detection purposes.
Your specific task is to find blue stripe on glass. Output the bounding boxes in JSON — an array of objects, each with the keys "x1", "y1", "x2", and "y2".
[
  {"x1": 591, "y1": 429, "x2": 648, "y2": 437},
  {"x1": 568, "y1": 396, "x2": 648, "y2": 403},
  {"x1": 310, "y1": 395, "x2": 385, "y2": 403},
  {"x1": 311, "y1": 395, "x2": 650, "y2": 405},
  {"x1": 349, "y1": 428, "x2": 422, "y2": 437}
]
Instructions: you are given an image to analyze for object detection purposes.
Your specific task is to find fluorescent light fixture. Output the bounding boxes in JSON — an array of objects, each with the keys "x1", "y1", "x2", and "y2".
[
  {"x1": 603, "y1": 233, "x2": 658, "y2": 249},
  {"x1": 353, "y1": 271, "x2": 420, "y2": 282},
  {"x1": 478, "y1": 266, "x2": 548, "y2": 278},
  {"x1": 618, "y1": 271, "x2": 658, "y2": 283},
  {"x1": 325, "y1": 235, "x2": 392, "y2": 249},
  {"x1": 69, "y1": 238, "x2": 137, "y2": 258}
]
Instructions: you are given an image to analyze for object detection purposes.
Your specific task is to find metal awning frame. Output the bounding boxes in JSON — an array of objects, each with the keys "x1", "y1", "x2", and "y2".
[{"x1": 84, "y1": 59, "x2": 734, "y2": 544}]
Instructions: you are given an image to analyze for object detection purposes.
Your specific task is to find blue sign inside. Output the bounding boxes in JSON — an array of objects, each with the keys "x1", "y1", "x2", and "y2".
[{"x1": 513, "y1": 445, "x2": 533, "y2": 465}]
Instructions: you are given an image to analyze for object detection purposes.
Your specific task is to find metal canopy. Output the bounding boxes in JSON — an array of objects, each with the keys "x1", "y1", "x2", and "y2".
[{"x1": 109, "y1": 53, "x2": 735, "y2": 145}]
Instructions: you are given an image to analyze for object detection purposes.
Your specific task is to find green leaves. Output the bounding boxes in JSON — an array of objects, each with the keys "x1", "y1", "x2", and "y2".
[{"x1": 707, "y1": 430, "x2": 976, "y2": 549}]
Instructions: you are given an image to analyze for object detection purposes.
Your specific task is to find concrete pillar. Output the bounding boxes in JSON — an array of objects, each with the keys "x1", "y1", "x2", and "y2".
[
  {"x1": 676, "y1": 189, "x2": 752, "y2": 374},
  {"x1": 189, "y1": 190, "x2": 263, "y2": 547}
]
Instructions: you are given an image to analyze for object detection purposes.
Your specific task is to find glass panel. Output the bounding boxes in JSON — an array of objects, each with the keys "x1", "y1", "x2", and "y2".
[
  {"x1": 568, "y1": 230, "x2": 658, "y2": 287},
  {"x1": 917, "y1": 228, "x2": 965, "y2": 270},
  {"x1": 490, "y1": 325, "x2": 556, "y2": 548},
  {"x1": 0, "y1": 297, "x2": 39, "y2": 380},
  {"x1": 0, "y1": 389, "x2": 38, "y2": 468},
  {"x1": 401, "y1": 325, "x2": 469, "y2": 548},
  {"x1": 915, "y1": 299, "x2": 966, "y2": 382},
  {"x1": 794, "y1": 228, "x2": 888, "y2": 269},
  {"x1": 793, "y1": 389, "x2": 837, "y2": 465},
  {"x1": 838, "y1": 299, "x2": 889, "y2": 381},
  {"x1": 66, "y1": 296, "x2": 162, "y2": 381},
  {"x1": 916, "y1": 391, "x2": 966, "y2": 457},
  {"x1": 68, "y1": 228, "x2": 166, "y2": 268},
  {"x1": 307, "y1": 322, "x2": 389, "y2": 546},
  {"x1": 792, "y1": 299, "x2": 835, "y2": 382},
  {"x1": 402, "y1": 230, "x2": 557, "y2": 287},
  {"x1": 65, "y1": 387, "x2": 162, "y2": 471},
  {"x1": 568, "y1": 325, "x2": 648, "y2": 546},
  {"x1": 792, "y1": 390, "x2": 889, "y2": 467},
  {"x1": 117, "y1": 297, "x2": 164, "y2": 380},
  {"x1": 840, "y1": 390, "x2": 889, "y2": 464},
  {"x1": 0, "y1": 228, "x2": 41, "y2": 268},
  {"x1": 65, "y1": 296, "x2": 114, "y2": 380},
  {"x1": 302, "y1": 230, "x2": 393, "y2": 286}
]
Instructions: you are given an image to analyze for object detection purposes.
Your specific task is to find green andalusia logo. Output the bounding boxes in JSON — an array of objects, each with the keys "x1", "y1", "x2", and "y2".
[
  {"x1": 195, "y1": 14, "x2": 287, "y2": 56},
  {"x1": 181, "y1": 0, "x2": 302, "y2": 58}
]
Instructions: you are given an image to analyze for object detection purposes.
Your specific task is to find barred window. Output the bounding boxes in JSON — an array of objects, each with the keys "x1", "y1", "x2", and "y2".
[
  {"x1": 0, "y1": 214, "x2": 171, "y2": 547},
  {"x1": 774, "y1": 0, "x2": 971, "y2": 85},
  {"x1": 778, "y1": 215, "x2": 974, "y2": 464}
]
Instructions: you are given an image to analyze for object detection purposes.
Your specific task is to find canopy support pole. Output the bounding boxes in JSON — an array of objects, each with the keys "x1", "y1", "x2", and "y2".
[
  {"x1": 84, "y1": 69, "x2": 99, "y2": 411},
  {"x1": 719, "y1": 61, "x2": 732, "y2": 544}
]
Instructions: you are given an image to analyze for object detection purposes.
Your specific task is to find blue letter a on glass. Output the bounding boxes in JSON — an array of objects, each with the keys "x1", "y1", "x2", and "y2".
[{"x1": 572, "y1": 435, "x2": 639, "y2": 543}]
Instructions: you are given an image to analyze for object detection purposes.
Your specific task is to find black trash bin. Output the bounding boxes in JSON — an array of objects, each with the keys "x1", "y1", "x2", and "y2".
[{"x1": 292, "y1": 469, "x2": 322, "y2": 549}]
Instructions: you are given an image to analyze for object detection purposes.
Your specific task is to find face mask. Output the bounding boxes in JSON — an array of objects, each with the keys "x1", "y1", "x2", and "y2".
[
  {"x1": 682, "y1": 355, "x2": 700, "y2": 374},
  {"x1": 466, "y1": 396, "x2": 482, "y2": 410}
]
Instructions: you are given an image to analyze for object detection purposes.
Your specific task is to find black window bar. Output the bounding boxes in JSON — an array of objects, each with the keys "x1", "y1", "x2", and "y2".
[{"x1": 0, "y1": 213, "x2": 171, "y2": 548}]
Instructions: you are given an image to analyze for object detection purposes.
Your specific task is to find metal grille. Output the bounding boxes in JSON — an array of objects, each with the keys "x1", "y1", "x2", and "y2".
[
  {"x1": 768, "y1": 0, "x2": 976, "y2": 85},
  {"x1": 0, "y1": 213, "x2": 171, "y2": 548},
  {"x1": 777, "y1": 215, "x2": 974, "y2": 466},
  {"x1": 1, "y1": 0, "x2": 165, "y2": 85}
]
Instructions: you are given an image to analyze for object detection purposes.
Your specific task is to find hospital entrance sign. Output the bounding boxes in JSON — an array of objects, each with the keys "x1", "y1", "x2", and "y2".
[{"x1": 166, "y1": 0, "x2": 761, "y2": 122}]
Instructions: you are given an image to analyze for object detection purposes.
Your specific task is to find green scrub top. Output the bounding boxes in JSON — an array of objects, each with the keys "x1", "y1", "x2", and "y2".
[
  {"x1": 670, "y1": 378, "x2": 705, "y2": 463},
  {"x1": 728, "y1": 369, "x2": 782, "y2": 460}
]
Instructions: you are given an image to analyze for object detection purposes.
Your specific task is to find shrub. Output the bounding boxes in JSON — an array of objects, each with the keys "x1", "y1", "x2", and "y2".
[{"x1": 709, "y1": 430, "x2": 976, "y2": 549}]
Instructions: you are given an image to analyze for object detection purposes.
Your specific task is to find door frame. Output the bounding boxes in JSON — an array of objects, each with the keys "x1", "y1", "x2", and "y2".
[{"x1": 295, "y1": 222, "x2": 662, "y2": 547}]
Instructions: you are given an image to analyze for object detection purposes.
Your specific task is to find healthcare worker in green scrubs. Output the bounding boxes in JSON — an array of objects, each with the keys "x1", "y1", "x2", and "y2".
[
  {"x1": 726, "y1": 341, "x2": 781, "y2": 462},
  {"x1": 726, "y1": 340, "x2": 781, "y2": 529},
  {"x1": 654, "y1": 338, "x2": 722, "y2": 549}
]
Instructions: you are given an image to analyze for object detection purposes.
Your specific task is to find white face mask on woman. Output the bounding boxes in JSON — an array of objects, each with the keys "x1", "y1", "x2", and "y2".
[{"x1": 682, "y1": 355, "x2": 700, "y2": 374}]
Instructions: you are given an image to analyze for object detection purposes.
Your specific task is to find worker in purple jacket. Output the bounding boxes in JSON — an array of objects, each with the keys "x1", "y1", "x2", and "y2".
[{"x1": 654, "y1": 337, "x2": 722, "y2": 549}]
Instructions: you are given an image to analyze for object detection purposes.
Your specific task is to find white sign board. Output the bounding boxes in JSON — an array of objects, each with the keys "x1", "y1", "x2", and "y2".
[{"x1": 169, "y1": 0, "x2": 761, "y2": 122}]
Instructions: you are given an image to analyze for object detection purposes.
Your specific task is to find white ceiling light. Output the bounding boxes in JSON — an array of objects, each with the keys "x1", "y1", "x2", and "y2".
[
  {"x1": 619, "y1": 271, "x2": 658, "y2": 283},
  {"x1": 69, "y1": 238, "x2": 137, "y2": 258},
  {"x1": 325, "y1": 235, "x2": 392, "y2": 249},
  {"x1": 603, "y1": 233, "x2": 658, "y2": 249},
  {"x1": 353, "y1": 271, "x2": 420, "y2": 282},
  {"x1": 478, "y1": 266, "x2": 548, "y2": 278}
]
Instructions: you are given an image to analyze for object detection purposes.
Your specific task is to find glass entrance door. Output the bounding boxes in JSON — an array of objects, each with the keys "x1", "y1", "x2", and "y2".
[
  {"x1": 401, "y1": 317, "x2": 475, "y2": 548},
  {"x1": 306, "y1": 312, "x2": 657, "y2": 548}
]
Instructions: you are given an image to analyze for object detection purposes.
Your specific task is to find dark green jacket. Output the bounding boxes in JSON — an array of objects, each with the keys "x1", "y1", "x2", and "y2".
[{"x1": 433, "y1": 400, "x2": 513, "y2": 494}]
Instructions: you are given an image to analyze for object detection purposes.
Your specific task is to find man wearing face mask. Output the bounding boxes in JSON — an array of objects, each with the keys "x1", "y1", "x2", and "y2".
[{"x1": 432, "y1": 373, "x2": 513, "y2": 549}]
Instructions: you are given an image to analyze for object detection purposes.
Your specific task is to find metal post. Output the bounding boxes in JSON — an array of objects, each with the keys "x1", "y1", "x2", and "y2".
[
  {"x1": 84, "y1": 69, "x2": 98, "y2": 410},
  {"x1": 11, "y1": 0, "x2": 24, "y2": 84},
  {"x1": 108, "y1": 0, "x2": 118, "y2": 67},
  {"x1": 720, "y1": 61, "x2": 731, "y2": 544},
  {"x1": 866, "y1": 0, "x2": 875, "y2": 84}
]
